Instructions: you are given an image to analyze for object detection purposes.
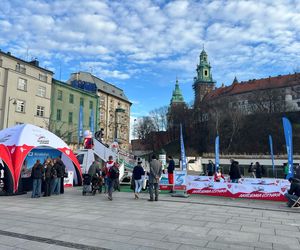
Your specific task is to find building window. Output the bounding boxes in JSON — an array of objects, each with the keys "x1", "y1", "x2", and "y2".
[
  {"x1": 57, "y1": 90, "x2": 63, "y2": 100},
  {"x1": 68, "y1": 112, "x2": 73, "y2": 124},
  {"x1": 16, "y1": 100, "x2": 25, "y2": 113},
  {"x1": 18, "y1": 78, "x2": 27, "y2": 91},
  {"x1": 36, "y1": 105, "x2": 45, "y2": 117},
  {"x1": 37, "y1": 85, "x2": 46, "y2": 97},
  {"x1": 89, "y1": 101, "x2": 93, "y2": 109},
  {"x1": 39, "y1": 73, "x2": 47, "y2": 82},
  {"x1": 57, "y1": 109, "x2": 62, "y2": 121},
  {"x1": 16, "y1": 63, "x2": 26, "y2": 74},
  {"x1": 80, "y1": 97, "x2": 84, "y2": 107},
  {"x1": 67, "y1": 132, "x2": 72, "y2": 143},
  {"x1": 204, "y1": 70, "x2": 208, "y2": 76},
  {"x1": 69, "y1": 94, "x2": 74, "y2": 104},
  {"x1": 15, "y1": 122, "x2": 23, "y2": 125}
]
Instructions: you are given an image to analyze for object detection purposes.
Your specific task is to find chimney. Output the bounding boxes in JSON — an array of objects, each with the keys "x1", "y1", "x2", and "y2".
[
  {"x1": 7, "y1": 51, "x2": 11, "y2": 55},
  {"x1": 29, "y1": 59, "x2": 39, "y2": 67}
]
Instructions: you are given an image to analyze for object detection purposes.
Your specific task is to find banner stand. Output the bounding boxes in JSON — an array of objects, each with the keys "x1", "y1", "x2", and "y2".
[{"x1": 171, "y1": 190, "x2": 189, "y2": 198}]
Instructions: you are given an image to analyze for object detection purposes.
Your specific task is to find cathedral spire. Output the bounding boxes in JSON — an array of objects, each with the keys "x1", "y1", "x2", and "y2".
[{"x1": 170, "y1": 78, "x2": 184, "y2": 105}]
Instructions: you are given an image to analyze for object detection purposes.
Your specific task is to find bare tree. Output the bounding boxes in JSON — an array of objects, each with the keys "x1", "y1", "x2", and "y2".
[
  {"x1": 134, "y1": 116, "x2": 156, "y2": 140},
  {"x1": 149, "y1": 106, "x2": 168, "y2": 132}
]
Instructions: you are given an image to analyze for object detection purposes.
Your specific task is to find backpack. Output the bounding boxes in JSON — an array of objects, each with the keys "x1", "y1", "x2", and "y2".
[{"x1": 109, "y1": 165, "x2": 119, "y2": 179}]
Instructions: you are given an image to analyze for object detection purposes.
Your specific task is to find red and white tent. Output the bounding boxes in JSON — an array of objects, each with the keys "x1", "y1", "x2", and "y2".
[
  {"x1": 0, "y1": 144, "x2": 14, "y2": 193},
  {"x1": 0, "y1": 124, "x2": 82, "y2": 192}
]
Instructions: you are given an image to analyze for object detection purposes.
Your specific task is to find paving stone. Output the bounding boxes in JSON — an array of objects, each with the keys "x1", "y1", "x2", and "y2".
[
  {"x1": 241, "y1": 226, "x2": 275, "y2": 235},
  {"x1": 259, "y1": 234, "x2": 300, "y2": 248},
  {"x1": 206, "y1": 241, "x2": 254, "y2": 250}
]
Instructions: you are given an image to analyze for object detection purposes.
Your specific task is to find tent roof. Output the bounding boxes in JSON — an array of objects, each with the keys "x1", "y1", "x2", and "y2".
[{"x1": 0, "y1": 124, "x2": 69, "y2": 148}]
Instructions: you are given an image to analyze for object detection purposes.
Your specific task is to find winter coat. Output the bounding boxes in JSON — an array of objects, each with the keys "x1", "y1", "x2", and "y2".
[
  {"x1": 229, "y1": 161, "x2": 241, "y2": 180},
  {"x1": 167, "y1": 160, "x2": 175, "y2": 174},
  {"x1": 133, "y1": 165, "x2": 145, "y2": 180},
  {"x1": 31, "y1": 163, "x2": 44, "y2": 179},
  {"x1": 149, "y1": 159, "x2": 162, "y2": 184}
]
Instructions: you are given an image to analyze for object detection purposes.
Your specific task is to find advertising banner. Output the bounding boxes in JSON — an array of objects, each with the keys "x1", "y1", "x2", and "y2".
[
  {"x1": 180, "y1": 124, "x2": 187, "y2": 171},
  {"x1": 186, "y1": 176, "x2": 289, "y2": 201},
  {"x1": 282, "y1": 117, "x2": 293, "y2": 179},
  {"x1": 215, "y1": 136, "x2": 220, "y2": 172},
  {"x1": 78, "y1": 105, "x2": 83, "y2": 144},
  {"x1": 22, "y1": 148, "x2": 62, "y2": 178},
  {"x1": 174, "y1": 171, "x2": 187, "y2": 191},
  {"x1": 64, "y1": 171, "x2": 74, "y2": 187},
  {"x1": 269, "y1": 135, "x2": 275, "y2": 176}
]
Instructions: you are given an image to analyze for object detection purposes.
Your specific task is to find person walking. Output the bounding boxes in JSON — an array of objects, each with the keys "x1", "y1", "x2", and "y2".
[
  {"x1": 105, "y1": 155, "x2": 119, "y2": 200},
  {"x1": 148, "y1": 155, "x2": 162, "y2": 201},
  {"x1": 229, "y1": 159, "x2": 241, "y2": 183},
  {"x1": 31, "y1": 160, "x2": 44, "y2": 198},
  {"x1": 43, "y1": 158, "x2": 53, "y2": 197},
  {"x1": 133, "y1": 158, "x2": 145, "y2": 199},
  {"x1": 167, "y1": 156, "x2": 175, "y2": 193}
]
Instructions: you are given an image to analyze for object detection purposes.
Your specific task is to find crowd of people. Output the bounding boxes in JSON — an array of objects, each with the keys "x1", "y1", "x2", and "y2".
[{"x1": 31, "y1": 157, "x2": 66, "y2": 198}]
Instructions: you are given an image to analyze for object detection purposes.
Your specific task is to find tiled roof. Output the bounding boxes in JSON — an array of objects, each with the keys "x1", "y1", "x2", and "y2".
[{"x1": 204, "y1": 73, "x2": 300, "y2": 101}]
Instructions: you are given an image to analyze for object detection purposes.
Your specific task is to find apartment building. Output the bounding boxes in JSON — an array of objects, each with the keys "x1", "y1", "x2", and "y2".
[
  {"x1": 50, "y1": 79, "x2": 98, "y2": 148},
  {"x1": 0, "y1": 50, "x2": 53, "y2": 130},
  {"x1": 67, "y1": 72, "x2": 132, "y2": 151}
]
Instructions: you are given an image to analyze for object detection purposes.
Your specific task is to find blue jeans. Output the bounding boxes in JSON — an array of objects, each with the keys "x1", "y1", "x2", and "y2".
[
  {"x1": 51, "y1": 178, "x2": 59, "y2": 195},
  {"x1": 135, "y1": 179, "x2": 143, "y2": 193},
  {"x1": 32, "y1": 179, "x2": 42, "y2": 198},
  {"x1": 107, "y1": 178, "x2": 115, "y2": 198}
]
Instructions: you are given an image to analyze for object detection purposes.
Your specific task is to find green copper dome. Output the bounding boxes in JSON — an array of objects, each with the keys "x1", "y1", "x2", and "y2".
[{"x1": 170, "y1": 79, "x2": 184, "y2": 104}]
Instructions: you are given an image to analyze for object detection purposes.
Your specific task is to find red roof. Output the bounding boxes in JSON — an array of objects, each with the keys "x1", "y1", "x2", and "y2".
[{"x1": 204, "y1": 73, "x2": 300, "y2": 101}]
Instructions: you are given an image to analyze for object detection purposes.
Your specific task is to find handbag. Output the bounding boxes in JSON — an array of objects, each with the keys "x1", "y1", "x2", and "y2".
[{"x1": 63, "y1": 172, "x2": 68, "y2": 178}]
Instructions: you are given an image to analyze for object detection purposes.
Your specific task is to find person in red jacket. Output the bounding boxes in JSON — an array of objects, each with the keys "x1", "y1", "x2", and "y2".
[{"x1": 214, "y1": 168, "x2": 225, "y2": 182}]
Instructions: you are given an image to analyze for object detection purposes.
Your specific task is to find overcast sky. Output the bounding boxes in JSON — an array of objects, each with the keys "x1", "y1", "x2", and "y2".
[{"x1": 1, "y1": 0, "x2": 300, "y2": 120}]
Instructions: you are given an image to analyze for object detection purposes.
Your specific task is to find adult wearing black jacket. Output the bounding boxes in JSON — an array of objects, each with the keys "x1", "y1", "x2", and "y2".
[
  {"x1": 43, "y1": 158, "x2": 53, "y2": 197},
  {"x1": 229, "y1": 159, "x2": 241, "y2": 183},
  {"x1": 133, "y1": 158, "x2": 145, "y2": 199},
  {"x1": 57, "y1": 158, "x2": 66, "y2": 194},
  {"x1": 167, "y1": 156, "x2": 175, "y2": 193},
  {"x1": 31, "y1": 160, "x2": 44, "y2": 198},
  {"x1": 285, "y1": 178, "x2": 300, "y2": 207}
]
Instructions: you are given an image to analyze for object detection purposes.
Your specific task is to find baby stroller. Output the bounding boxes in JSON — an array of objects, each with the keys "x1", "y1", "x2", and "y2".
[{"x1": 82, "y1": 174, "x2": 100, "y2": 196}]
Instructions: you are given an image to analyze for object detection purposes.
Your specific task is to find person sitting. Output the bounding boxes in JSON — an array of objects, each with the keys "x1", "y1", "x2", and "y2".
[
  {"x1": 285, "y1": 177, "x2": 300, "y2": 207},
  {"x1": 214, "y1": 168, "x2": 225, "y2": 182}
]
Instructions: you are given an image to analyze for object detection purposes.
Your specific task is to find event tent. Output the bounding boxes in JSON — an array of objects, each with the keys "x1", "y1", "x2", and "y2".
[
  {"x1": 0, "y1": 144, "x2": 14, "y2": 193},
  {"x1": 0, "y1": 124, "x2": 82, "y2": 193}
]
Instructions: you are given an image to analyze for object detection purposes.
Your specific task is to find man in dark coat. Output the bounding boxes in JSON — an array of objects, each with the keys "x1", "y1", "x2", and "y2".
[
  {"x1": 148, "y1": 155, "x2": 162, "y2": 201},
  {"x1": 31, "y1": 160, "x2": 44, "y2": 198},
  {"x1": 229, "y1": 159, "x2": 241, "y2": 183},
  {"x1": 285, "y1": 178, "x2": 300, "y2": 207}
]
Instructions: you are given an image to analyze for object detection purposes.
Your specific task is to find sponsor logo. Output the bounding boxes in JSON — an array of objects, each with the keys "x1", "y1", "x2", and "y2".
[
  {"x1": 0, "y1": 134, "x2": 11, "y2": 143},
  {"x1": 65, "y1": 149, "x2": 70, "y2": 155},
  {"x1": 10, "y1": 147, "x2": 15, "y2": 154},
  {"x1": 37, "y1": 135, "x2": 49, "y2": 144}
]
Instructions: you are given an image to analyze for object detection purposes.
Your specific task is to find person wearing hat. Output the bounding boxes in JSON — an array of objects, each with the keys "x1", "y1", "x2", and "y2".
[{"x1": 132, "y1": 158, "x2": 145, "y2": 199}]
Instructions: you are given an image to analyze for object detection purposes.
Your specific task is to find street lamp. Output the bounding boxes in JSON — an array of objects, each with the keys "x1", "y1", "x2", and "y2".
[{"x1": 6, "y1": 97, "x2": 17, "y2": 128}]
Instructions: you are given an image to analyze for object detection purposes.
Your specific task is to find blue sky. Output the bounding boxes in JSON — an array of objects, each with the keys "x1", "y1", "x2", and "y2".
[{"x1": 1, "y1": 0, "x2": 300, "y2": 123}]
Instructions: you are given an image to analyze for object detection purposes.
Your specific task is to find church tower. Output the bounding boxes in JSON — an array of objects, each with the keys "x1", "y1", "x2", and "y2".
[
  {"x1": 193, "y1": 49, "x2": 215, "y2": 108},
  {"x1": 170, "y1": 78, "x2": 184, "y2": 106}
]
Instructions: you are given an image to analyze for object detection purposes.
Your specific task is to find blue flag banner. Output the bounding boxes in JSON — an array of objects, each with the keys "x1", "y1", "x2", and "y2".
[
  {"x1": 90, "y1": 108, "x2": 94, "y2": 136},
  {"x1": 180, "y1": 124, "x2": 187, "y2": 171},
  {"x1": 78, "y1": 105, "x2": 83, "y2": 144},
  {"x1": 215, "y1": 136, "x2": 220, "y2": 172},
  {"x1": 282, "y1": 117, "x2": 293, "y2": 179},
  {"x1": 269, "y1": 135, "x2": 275, "y2": 177}
]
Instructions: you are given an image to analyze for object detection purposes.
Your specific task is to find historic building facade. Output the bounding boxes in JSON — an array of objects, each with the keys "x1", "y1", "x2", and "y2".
[
  {"x1": 67, "y1": 72, "x2": 132, "y2": 151},
  {"x1": 193, "y1": 49, "x2": 215, "y2": 109},
  {"x1": 0, "y1": 50, "x2": 53, "y2": 130},
  {"x1": 50, "y1": 79, "x2": 98, "y2": 148}
]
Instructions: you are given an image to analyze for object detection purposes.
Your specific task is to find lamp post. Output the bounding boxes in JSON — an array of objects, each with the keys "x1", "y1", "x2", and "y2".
[{"x1": 6, "y1": 97, "x2": 17, "y2": 128}]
